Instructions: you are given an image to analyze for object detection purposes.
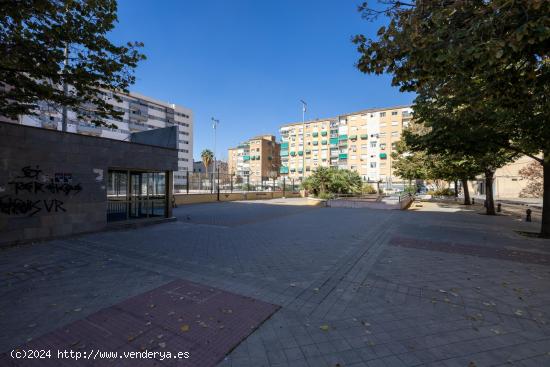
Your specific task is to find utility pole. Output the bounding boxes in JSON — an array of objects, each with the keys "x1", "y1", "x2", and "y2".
[
  {"x1": 300, "y1": 100, "x2": 307, "y2": 184},
  {"x1": 61, "y1": 43, "x2": 69, "y2": 132},
  {"x1": 211, "y1": 117, "x2": 220, "y2": 192}
]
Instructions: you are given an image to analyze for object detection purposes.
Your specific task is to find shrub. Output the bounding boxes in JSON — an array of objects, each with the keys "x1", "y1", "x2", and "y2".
[
  {"x1": 362, "y1": 183, "x2": 378, "y2": 194},
  {"x1": 428, "y1": 188, "x2": 455, "y2": 196}
]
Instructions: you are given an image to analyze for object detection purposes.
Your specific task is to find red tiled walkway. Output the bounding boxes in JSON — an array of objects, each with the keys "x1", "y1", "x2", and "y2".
[{"x1": 2, "y1": 279, "x2": 279, "y2": 366}]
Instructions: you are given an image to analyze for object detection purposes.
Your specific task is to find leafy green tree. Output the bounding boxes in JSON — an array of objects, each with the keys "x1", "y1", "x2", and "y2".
[
  {"x1": 0, "y1": 0, "x2": 145, "y2": 127},
  {"x1": 354, "y1": 1, "x2": 548, "y2": 228},
  {"x1": 303, "y1": 167, "x2": 362, "y2": 197}
]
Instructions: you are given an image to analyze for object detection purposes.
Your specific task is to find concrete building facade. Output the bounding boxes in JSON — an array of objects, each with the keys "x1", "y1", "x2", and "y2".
[
  {"x1": 228, "y1": 135, "x2": 281, "y2": 184},
  {"x1": 0, "y1": 122, "x2": 178, "y2": 246},
  {"x1": 279, "y1": 105, "x2": 412, "y2": 187},
  {"x1": 13, "y1": 91, "x2": 193, "y2": 192},
  {"x1": 192, "y1": 160, "x2": 228, "y2": 175}
]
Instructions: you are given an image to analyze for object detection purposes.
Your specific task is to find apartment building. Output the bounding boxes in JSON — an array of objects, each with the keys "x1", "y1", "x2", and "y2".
[
  {"x1": 279, "y1": 105, "x2": 413, "y2": 187},
  {"x1": 192, "y1": 160, "x2": 228, "y2": 175},
  {"x1": 228, "y1": 135, "x2": 281, "y2": 183},
  {"x1": 10, "y1": 91, "x2": 193, "y2": 191}
]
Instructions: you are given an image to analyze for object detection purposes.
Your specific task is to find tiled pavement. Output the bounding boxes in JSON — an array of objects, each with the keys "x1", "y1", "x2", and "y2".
[{"x1": 1, "y1": 199, "x2": 550, "y2": 366}]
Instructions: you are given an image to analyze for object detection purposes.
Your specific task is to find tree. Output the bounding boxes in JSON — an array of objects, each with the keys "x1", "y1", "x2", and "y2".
[
  {"x1": 201, "y1": 149, "x2": 214, "y2": 176},
  {"x1": 302, "y1": 167, "x2": 362, "y2": 197},
  {"x1": 519, "y1": 161, "x2": 544, "y2": 198},
  {"x1": 354, "y1": 1, "x2": 549, "y2": 231},
  {"x1": 0, "y1": 0, "x2": 145, "y2": 127}
]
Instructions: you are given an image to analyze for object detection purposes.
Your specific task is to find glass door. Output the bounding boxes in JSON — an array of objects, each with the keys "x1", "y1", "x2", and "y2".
[{"x1": 129, "y1": 171, "x2": 144, "y2": 218}]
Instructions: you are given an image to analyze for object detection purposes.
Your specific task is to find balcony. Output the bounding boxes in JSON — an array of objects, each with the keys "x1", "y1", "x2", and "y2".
[
  {"x1": 77, "y1": 123, "x2": 102, "y2": 136},
  {"x1": 280, "y1": 166, "x2": 289, "y2": 174},
  {"x1": 321, "y1": 131, "x2": 328, "y2": 136},
  {"x1": 298, "y1": 151, "x2": 304, "y2": 156},
  {"x1": 349, "y1": 135, "x2": 357, "y2": 140},
  {"x1": 290, "y1": 151, "x2": 296, "y2": 156},
  {"x1": 280, "y1": 150, "x2": 289, "y2": 157},
  {"x1": 321, "y1": 140, "x2": 328, "y2": 145},
  {"x1": 128, "y1": 121, "x2": 148, "y2": 132},
  {"x1": 312, "y1": 132, "x2": 318, "y2": 137},
  {"x1": 380, "y1": 153, "x2": 387, "y2": 159},
  {"x1": 243, "y1": 155, "x2": 250, "y2": 161},
  {"x1": 312, "y1": 141, "x2": 319, "y2": 146},
  {"x1": 360, "y1": 134, "x2": 369, "y2": 140},
  {"x1": 338, "y1": 134, "x2": 348, "y2": 141}
]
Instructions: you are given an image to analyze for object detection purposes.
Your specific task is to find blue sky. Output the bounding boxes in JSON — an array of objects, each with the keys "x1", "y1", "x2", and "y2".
[{"x1": 110, "y1": 0, "x2": 414, "y2": 161}]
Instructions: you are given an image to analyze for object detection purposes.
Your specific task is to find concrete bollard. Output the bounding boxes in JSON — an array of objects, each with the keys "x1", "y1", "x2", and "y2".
[
  {"x1": 526, "y1": 208, "x2": 532, "y2": 222},
  {"x1": 497, "y1": 203, "x2": 501, "y2": 212}
]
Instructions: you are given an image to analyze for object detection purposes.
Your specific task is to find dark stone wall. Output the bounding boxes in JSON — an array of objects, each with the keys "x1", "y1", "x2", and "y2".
[{"x1": 0, "y1": 122, "x2": 178, "y2": 246}]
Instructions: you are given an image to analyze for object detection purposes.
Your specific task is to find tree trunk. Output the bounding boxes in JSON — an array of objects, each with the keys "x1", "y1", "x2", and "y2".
[
  {"x1": 461, "y1": 178, "x2": 471, "y2": 205},
  {"x1": 454, "y1": 180, "x2": 458, "y2": 197},
  {"x1": 541, "y1": 156, "x2": 550, "y2": 238},
  {"x1": 485, "y1": 169, "x2": 496, "y2": 215}
]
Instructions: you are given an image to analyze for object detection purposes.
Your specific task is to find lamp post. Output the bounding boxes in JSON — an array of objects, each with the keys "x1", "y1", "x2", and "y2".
[
  {"x1": 300, "y1": 100, "x2": 307, "y2": 184},
  {"x1": 211, "y1": 117, "x2": 220, "y2": 173}
]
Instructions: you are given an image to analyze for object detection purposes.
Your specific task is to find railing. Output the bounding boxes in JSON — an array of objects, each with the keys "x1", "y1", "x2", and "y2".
[
  {"x1": 107, "y1": 198, "x2": 166, "y2": 222},
  {"x1": 178, "y1": 172, "x2": 300, "y2": 195}
]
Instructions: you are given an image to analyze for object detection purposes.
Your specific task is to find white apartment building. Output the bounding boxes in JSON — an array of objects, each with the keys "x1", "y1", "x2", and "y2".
[{"x1": 15, "y1": 91, "x2": 193, "y2": 191}]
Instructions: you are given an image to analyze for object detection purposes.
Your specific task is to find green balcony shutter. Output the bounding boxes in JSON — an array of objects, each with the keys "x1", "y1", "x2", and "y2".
[
  {"x1": 380, "y1": 153, "x2": 387, "y2": 159},
  {"x1": 322, "y1": 140, "x2": 328, "y2": 145},
  {"x1": 330, "y1": 138, "x2": 338, "y2": 145},
  {"x1": 338, "y1": 134, "x2": 348, "y2": 140},
  {"x1": 339, "y1": 153, "x2": 348, "y2": 159},
  {"x1": 349, "y1": 135, "x2": 357, "y2": 140},
  {"x1": 360, "y1": 134, "x2": 368, "y2": 139},
  {"x1": 313, "y1": 141, "x2": 319, "y2": 146},
  {"x1": 321, "y1": 131, "x2": 328, "y2": 136},
  {"x1": 312, "y1": 132, "x2": 318, "y2": 137}
]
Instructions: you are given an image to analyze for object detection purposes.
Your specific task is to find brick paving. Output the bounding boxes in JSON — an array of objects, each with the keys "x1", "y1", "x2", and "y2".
[
  {"x1": 1, "y1": 279, "x2": 278, "y2": 367},
  {"x1": 1, "y1": 198, "x2": 550, "y2": 366}
]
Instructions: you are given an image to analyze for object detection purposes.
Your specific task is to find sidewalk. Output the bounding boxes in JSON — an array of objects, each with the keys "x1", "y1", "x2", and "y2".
[{"x1": 1, "y1": 199, "x2": 550, "y2": 366}]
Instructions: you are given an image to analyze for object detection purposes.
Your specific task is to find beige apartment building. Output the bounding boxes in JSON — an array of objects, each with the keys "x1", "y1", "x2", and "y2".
[
  {"x1": 279, "y1": 105, "x2": 413, "y2": 189},
  {"x1": 469, "y1": 155, "x2": 541, "y2": 200},
  {"x1": 228, "y1": 135, "x2": 281, "y2": 184}
]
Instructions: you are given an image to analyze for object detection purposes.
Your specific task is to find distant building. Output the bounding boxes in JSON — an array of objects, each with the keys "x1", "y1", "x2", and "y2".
[
  {"x1": 279, "y1": 105, "x2": 412, "y2": 187},
  {"x1": 4, "y1": 90, "x2": 193, "y2": 192},
  {"x1": 228, "y1": 135, "x2": 281, "y2": 183},
  {"x1": 470, "y1": 155, "x2": 540, "y2": 200},
  {"x1": 193, "y1": 160, "x2": 228, "y2": 175}
]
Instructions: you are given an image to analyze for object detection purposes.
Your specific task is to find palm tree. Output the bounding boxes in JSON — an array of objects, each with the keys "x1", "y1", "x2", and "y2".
[{"x1": 201, "y1": 149, "x2": 214, "y2": 176}]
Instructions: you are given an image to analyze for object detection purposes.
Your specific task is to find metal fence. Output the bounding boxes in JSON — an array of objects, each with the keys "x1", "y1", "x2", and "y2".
[{"x1": 175, "y1": 172, "x2": 300, "y2": 194}]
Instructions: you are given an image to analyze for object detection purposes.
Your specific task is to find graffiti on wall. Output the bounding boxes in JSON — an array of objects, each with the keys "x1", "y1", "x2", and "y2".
[{"x1": 0, "y1": 165, "x2": 82, "y2": 216}]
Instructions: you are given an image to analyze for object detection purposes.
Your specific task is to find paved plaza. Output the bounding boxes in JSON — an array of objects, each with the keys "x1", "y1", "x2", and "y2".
[{"x1": 1, "y1": 198, "x2": 550, "y2": 366}]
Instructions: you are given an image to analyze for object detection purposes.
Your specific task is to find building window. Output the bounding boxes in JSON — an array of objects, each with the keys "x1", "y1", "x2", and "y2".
[{"x1": 380, "y1": 112, "x2": 386, "y2": 117}]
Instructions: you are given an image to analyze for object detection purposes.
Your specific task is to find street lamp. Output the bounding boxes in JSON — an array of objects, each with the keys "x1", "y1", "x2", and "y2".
[
  {"x1": 300, "y1": 100, "x2": 307, "y2": 184},
  {"x1": 211, "y1": 117, "x2": 220, "y2": 173}
]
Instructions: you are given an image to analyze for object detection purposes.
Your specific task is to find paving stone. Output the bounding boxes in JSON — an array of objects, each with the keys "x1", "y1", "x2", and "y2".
[{"x1": 1, "y1": 199, "x2": 549, "y2": 367}]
